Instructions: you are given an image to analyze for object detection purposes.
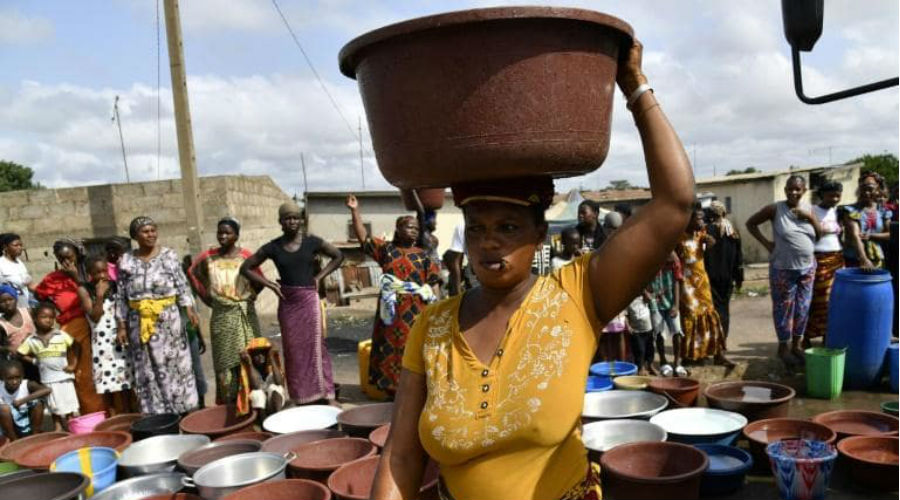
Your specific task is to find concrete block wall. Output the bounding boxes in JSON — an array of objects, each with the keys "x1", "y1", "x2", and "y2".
[{"x1": 0, "y1": 175, "x2": 291, "y2": 319}]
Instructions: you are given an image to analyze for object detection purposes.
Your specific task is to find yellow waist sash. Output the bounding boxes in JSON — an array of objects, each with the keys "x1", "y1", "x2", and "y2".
[{"x1": 129, "y1": 296, "x2": 177, "y2": 344}]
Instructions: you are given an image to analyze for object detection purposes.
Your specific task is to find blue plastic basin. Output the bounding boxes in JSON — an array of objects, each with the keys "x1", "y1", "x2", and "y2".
[
  {"x1": 586, "y1": 376, "x2": 613, "y2": 392},
  {"x1": 694, "y1": 444, "x2": 753, "y2": 496},
  {"x1": 589, "y1": 361, "x2": 637, "y2": 379}
]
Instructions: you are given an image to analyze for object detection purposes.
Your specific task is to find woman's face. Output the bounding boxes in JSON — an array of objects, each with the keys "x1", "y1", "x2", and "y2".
[
  {"x1": 55, "y1": 246, "x2": 77, "y2": 268},
  {"x1": 395, "y1": 217, "x2": 419, "y2": 245},
  {"x1": 217, "y1": 223, "x2": 238, "y2": 249},
  {"x1": 0, "y1": 293, "x2": 16, "y2": 316},
  {"x1": 859, "y1": 177, "x2": 880, "y2": 204},
  {"x1": 577, "y1": 205, "x2": 597, "y2": 226},
  {"x1": 784, "y1": 179, "x2": 806, "y2": 207},
  {"x1": 280, "y1": 214, "x2": 301, "y2": 235},
  {"x1": 135, "y1": 224, "x2": 158, "y2": 249},
  {"x1": 4, "y1": 239, "x2": 23, "y2": 259},
  {"x1": 464, "y1": 202, "x2": 546, "y2": 290}
]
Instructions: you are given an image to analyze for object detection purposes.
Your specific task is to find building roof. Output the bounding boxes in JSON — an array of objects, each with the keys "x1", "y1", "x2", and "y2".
[
  {"x1": 696, "y1": 163, "x2": 861, "y2": 186},
  {"x1": 551, "y1": 188, "x2": 652, "y2": 204}
]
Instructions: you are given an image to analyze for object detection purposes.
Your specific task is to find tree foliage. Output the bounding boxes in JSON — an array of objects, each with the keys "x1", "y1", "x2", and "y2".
[
  {"x1": 725, "y1": 167, "x2": 761, "y2": 176},
  {"x1": 848, "y1": 154, "x2": 898, "y2": 188},
  {"x1": 606, "y1": 179, "x2": 634, "y2": 190},
  {"x1": 0, "y1": 161, "x2": 42, "y2": 192}
]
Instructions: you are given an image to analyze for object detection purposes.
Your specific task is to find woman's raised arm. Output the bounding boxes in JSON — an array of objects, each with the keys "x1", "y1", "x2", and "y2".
[{"x1": 589, "y1": 40, "x2": 695, "y2": 324}]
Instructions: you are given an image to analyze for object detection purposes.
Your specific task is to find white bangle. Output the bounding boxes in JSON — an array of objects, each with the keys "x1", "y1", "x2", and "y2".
[{"x1": 626, "y1": 83, "x2": 653, "y2": 110}]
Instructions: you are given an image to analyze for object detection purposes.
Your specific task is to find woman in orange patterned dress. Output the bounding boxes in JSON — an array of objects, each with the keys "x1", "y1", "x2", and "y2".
[{"x1": 676, "y1": 206, "x2": 733, "y2": 367}]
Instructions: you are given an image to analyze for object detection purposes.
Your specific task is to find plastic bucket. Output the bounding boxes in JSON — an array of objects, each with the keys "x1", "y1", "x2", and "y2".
[
  {"x1": 68, "y1": 412, "x2": 107, "y2": 435},
  {"x1": 887, "y1": 343, "x2": 898, "y2": 392},
  {"x1": 767, "y1": 439, "x2": 837, "y2": 500},
  {"x1": 804, "y1": 348, "x2": 845, "y2": 399},
  {"x1": 51, "y1": 446, "x2": 118, "y2": 496},
  {"x1": 358, "y1": 340, "x2": 388, "y2": 401}
]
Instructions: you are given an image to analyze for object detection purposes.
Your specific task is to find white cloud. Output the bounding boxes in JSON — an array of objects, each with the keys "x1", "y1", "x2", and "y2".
[{"x1": 0, "y1": 8, "x2": 53, "y2": 45}]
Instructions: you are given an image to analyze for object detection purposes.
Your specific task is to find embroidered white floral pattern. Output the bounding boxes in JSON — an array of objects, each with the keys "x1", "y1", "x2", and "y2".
[{"x1": 421, "y1": 278, "x2": 574, "y2": 452}]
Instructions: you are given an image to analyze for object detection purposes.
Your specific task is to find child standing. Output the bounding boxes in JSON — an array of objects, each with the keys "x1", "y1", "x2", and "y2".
[
  {"x1": 17, "y1": 303, "x2": 80, "y2": 430},
  {"x1": 648, "y1": 251, "x2": 686, "y2": 377},
  {"x1": 77, "y1": 256, "x2": 134, "y2": 415},
  {"x1": 551, "y1": 227, "x2": 583, "y2": 271},
  {"x1": 182, "y1": 255, "x2": 209, "y2": 408},
  {"x1": 627, "y1": 293, "x2": 655, "y2": 375},
  {"x1": 0, "y1": 359, "x2": 50, "y2": 440}
]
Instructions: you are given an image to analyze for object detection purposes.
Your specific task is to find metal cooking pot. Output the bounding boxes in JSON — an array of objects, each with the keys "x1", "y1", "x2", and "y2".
[
  {"x1": 183, "y1": 451, "x2": 295, "y2": 500},
  {"x1": 582, "y1": 390, "x2": 669, "y2": 420},
  {"x1": 118, "y1": 434, "x2": 210, "y2": 477},
  {"x1": 89, "y1": 472, "x2": 186, "y2": 500}
]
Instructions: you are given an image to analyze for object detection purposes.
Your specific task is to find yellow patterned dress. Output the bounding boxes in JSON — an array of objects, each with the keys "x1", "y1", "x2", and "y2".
[
  {"x1": 403, "y1": 255, "x2": 602, "y2": 500},
  {"x1": 676, "y1": 231, "x2": 726, "y2": 361}
]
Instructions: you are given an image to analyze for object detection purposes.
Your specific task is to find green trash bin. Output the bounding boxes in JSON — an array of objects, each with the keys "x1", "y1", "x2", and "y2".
[{"x1": 805, "y1": 347, "x2": 846, "y2": 399}]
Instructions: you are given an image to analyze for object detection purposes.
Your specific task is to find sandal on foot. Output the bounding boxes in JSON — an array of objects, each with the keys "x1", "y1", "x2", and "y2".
[
  {"x1": 661, "y1": 364, "x2": 674, "y2": 377},
  {"x1": 675, "y1": 365, "x2": 688, "y2": 377}
]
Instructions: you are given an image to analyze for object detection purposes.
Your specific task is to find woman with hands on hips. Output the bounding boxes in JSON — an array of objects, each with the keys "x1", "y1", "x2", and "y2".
[{"x1": 240, "y1": 201, "x2": 343, "y2": 406}]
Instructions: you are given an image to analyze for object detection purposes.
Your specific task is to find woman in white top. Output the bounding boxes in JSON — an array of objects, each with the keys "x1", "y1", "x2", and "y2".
[
  {"x1": 803, "y1": 181, "x2": 844, "y2": 345},
  {"x1": 0, "y1": 234, "x2": 34, "y2": 309}
]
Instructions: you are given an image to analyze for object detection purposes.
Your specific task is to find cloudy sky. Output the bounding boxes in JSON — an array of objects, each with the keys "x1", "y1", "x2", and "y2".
[{"x1": 0, "y1": 1, "x2": 897, "y2": 196}]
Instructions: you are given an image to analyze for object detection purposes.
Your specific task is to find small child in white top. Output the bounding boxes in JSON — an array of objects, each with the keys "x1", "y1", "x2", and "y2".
[{"x1": 17, "y1": 303, "x2": 80, "y2": 430}]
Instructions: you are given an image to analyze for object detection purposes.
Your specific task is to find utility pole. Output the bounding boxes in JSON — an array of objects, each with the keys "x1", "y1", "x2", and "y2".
[
  {"x1": 112, "y1": 96, "x2": 130, "y2": 183},
  {"x1": 163, "y1": 0, "x2": 204, "y2": 257},
  {"x1": 300, "y1": 152, "x2": 308, "y2": 195},
  {"x1": 358, "y1": 116, "x2": 366, "y2": 190}
]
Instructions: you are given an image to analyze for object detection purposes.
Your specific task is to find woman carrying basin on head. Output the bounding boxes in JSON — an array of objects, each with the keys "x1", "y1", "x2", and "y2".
[{"x1": 372, "y1": 40, "x2": 697, "y2": 500}]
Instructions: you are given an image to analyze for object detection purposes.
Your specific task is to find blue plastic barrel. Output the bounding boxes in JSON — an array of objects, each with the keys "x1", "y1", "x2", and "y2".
[
  {"x1": 888, "y1": 343, "x2": 898, "y2": 393},
  {"x1": 825, "y1": 269, "x2": 894, "y2": 389}
]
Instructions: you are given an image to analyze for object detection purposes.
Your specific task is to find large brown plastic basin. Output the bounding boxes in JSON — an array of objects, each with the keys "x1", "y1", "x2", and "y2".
[
  {"x1": 339, "y1": 7, "x2": 633, "y2": 189},
  {"x1": 401, "y1": 189, "x2": 445, "y2": 211},
  {"x1": 812, "y1": 410, "x2": 899, "y2": 441},
  {"x1": 368, "y1": 424, "x2": 390, "y2": 450},
  {"x1": 743, "y1": 418, "x2": 836, "y2": 472},
  {"x1": 223, "y1": 478, "x2": 332, "y2": 500},
  {"x1": 0, "y1": 432, "x2": 69, "y2": 462},
  {"x1": 94, "y1": 413, "x2": 142, "y2": 433},
  {"x1": 327, "y1": 455, "x2": 439, "y2": 500},
  {"x1": 214, "y1": 431, "x2": 274, "y2": 443},
  {"x1": 179, "y1": 404, "x2": 256, "y2": 439},
  {"x1": 15, "y1": 431, "x2": 132, "y2": 469},
  {"x1": 262, "y1": 429, "x2": 347, "y2": 455},
  {"x1": 648, "y1": 377, "x2": 700, "y2": 407},
  {"x1": 288, "y1": 438, "x2": 378, "y2": 483},
  {"x1": 599, "y1": 442, "x2": 708, "y2": 500},
  {"x1": 337, "y1": 403, "x2": 393, "y2": 438},
  {"x1": 836, "y1": 436, "x2": 899, "y2": 492},
  {"x1": 704, "y1": 381, "x2": 795, "y2": 421}
]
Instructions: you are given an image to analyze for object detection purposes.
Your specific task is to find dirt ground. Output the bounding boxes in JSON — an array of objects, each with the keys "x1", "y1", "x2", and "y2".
[{"x1": 196, "y1": 289, "x2": 898, "y2": 500}]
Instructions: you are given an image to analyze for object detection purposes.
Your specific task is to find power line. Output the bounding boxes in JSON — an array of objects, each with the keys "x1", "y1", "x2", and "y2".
[
  {"x1": 270, "y1": 0, "x2": 358, "y2": 141},
  {"x1": 156, "y1": 0, "x2": 162, "y2": 180}
]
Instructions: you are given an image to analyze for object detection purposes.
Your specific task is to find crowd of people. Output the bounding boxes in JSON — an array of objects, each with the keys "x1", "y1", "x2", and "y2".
[
  {"x1": 0, "y1": 33, "x2": 896, "y2": 500},
  {"x1": 748, "y1": 171, "x2": 895, "y2": 370}
]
